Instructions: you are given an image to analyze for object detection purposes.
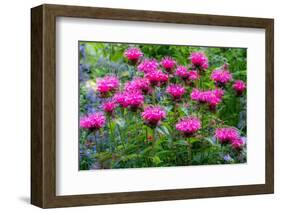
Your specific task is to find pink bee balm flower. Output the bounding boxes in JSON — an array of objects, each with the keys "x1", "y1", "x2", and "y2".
[
  {"x1": 145, "y1": 70, "x2": 169, "y2": 87},
  {"x1": 189, "y1": 52, "x2": 209, "y2": 70},
  {"x1": 80, "y1": 112, "x2": 106, "y2": 130},
  {"x1": 175, "y1": 65, "x2": 189, "y2": 80},
  {"x1": 102, "y1": 101, "x2": 116, "y2": 115},
  {"x1": 211, "y1": 69, "x2": 232, "y2": 86},
  {"x1": 190, "y1": 88, "x2": 201, "y2": 101},
  {"x1": 124, "y1": 47, "x2": 143, "y2": 63},
  {"x1": 176, "y1": 117, "x2": 201, "y2": 137},
  {"x1": 233, "y1": 80, "x2": 246, "y2": 96},
  {"x1": 213, "y1": 88, "x2": 224, "y2": 98},
  {"x1": 166, "y1": 84, "x2": 186, "y2": 101},
  {"x1": 231, "y1": 137, "x2": 245, "y2": 150},
  {"x1": 161, "y1": 56, "x2": 176, "y2": 72},
  {"x1": 96, "y1": 76, "x2": 119, "y2": 97},
  {"x1": 124, "y1": 77, "x2": 150, "y2": 94},
  {"x1": 215, "y1": 128, "x2": 240, "y2": 144},
  {"x1": 138, "y1": 58, "x2": 159, "y2": 73},
  {"x1": 114, "y1": 91, "x2": 144, "y2": 110},
  {"x1": 142, "y1": 106, "x2": 166, "y2": 128},
  {"x1": 190, "y1": 89, "x2": 223, "y2": 110},
  {"x1": 187, "y1": 70, "x2": 199, "y2": 81},
  {"x1": 204, "y1": 91, "x2": 222, "y2": 109}
]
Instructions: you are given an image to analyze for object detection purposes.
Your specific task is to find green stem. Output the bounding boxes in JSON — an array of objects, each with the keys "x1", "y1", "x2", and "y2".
[
  {"x1": 187, "y1": 138, "x2": 192, "y2": 165},
  {"x1": 94, "y1": 131, "x2": 99, "y2": 152},
  {"x1": 108, "y1": 116, "x2": 115, "y2": 152},
  {"x1": 146, "y1": 126, "x2": 149, "y2": 144}
]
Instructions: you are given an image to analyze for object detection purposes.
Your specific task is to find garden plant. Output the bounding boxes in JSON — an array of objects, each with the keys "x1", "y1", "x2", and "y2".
[{"x1": 79, "y1": 42, "x2": 247, "y2": 170}]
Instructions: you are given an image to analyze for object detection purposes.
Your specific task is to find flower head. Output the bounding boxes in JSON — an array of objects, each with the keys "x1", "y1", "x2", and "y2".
[
  {"x1": 175, "y1": 65, "x2": 188, "y2": 79},
  {"x1": 211, "y1": 68, "x2": 232, "y2": 86},
  {"x1": 124, "y1": 47, "x2": 143, "y2": 63},
  {"x1": 215, "y1": 128, "x2": 239, "y2": 144},
  {"x1": 80, "y1": 112, "x2": 106, "y2": 130},
  {"x1": 114, "y1": 91, "x2": 144, "y2": 110},
  {"x1": 103, "y1": 101, "x2": 116, "y2": 115},
  {"x1": 138, "y1": 58, "x2": 158, "y2": 73},
  {"x1": 124, "y1": 77, "x2": 151, "y2": 94},
  {"x1": 176, "y1": 117, "x2": 201, "y2": 137},
  {"x1": 187, "y1": 70, "x2": 199, "y2": 81},
  {"x1": 145, "y1": 70, "x2": 168, "y2": 86},
  {"x1": 190, "y1": 88, "x2": 201, "y2": 101},
  {"x1": 166, "y1": 84, "x2": 186, "y2": 100},
  {"x1": 231, "y1": 137, "x2": 245, "y2": 150},
  {"x1": 161, "y1": 56, "x2": 176, "y2": 72},
  {"x1": 142, "y1": 106, "x2": 166, "y2": 128},
  {"x1": 189, "y1": 52, "x2": 209, "y2": 70},
  {"x1": 190, "y1": 89, "x2": 223, "y2": 109},
  {"x1": 96, "y1": 76, "x2": 119, "y2": 97},
  {"x1": 223, "y1": 154, "x2": 233, "y2": 162},
  {"x1": 233, "y1": 80, "x2": 246, "y2": 96}
]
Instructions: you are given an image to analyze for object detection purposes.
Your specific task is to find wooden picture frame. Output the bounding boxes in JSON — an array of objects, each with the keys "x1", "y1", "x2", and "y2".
[{"x1": 31, "y1": 4, "x2": 274, "y2": 208}]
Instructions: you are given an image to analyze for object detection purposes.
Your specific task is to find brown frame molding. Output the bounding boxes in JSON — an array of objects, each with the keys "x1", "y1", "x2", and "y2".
[{"x1": 31, "y1": 4, "x2": 274, "y2": 208}]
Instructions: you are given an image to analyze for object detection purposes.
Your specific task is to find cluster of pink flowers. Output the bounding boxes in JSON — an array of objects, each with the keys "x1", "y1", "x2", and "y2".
[
  {"x1": 189, "y1": 52, "x2": 209, "y2": 70},
  {"x1": 124, "y1": 77, "x2": 150, "y2": 94},
  {"x1": 123, "y1": 47, "x2": 143, "y2": 63},
  {"x1": 175, "y1": 66, "x2": 199, "y2": 81},
  {"x1": 114, "y1": 91, "x2": 144, "y2": 110},
  {"x1": 161, "y1": 56, "x2": 176, "y2": 72},
  {"x1": 142, "y1": 106, "x2": 166, "y2": 128},
  {"x1": 102, "y1": 101, "x2": 117, "y2": 115},
  {"x1": 96, "y1": 76, "x2": 120, "y2": 96},
  {"x1": 80, "y1": 112, "x2": 106, "y2": 130},
  {"x1": 166, "y1": 84, "x2": 186, "y2": 101},
  {"x1": 215, "y1": 127, "x2": 244, "y2": 149},
  {"x1": 137, "y1": 58, "x2": 159, "y2": 73},
  {"x1": 211, "y1": 68, "x2": 232, "y2": 86},
  {"x1": 145, "y1": 70, "x2": 169, "y2": 86},
  {"x1": 191, "y1": 88, "x2": 224, "y2": 109},
  {"x1": 176, "y1": 117, "x2": 201, "y2": 137},
  {"x1": 232, "y1": 80, "x2": 246, "y2": 96}
]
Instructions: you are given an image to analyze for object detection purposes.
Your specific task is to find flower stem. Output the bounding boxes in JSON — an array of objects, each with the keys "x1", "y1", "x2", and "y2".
[
  {"x1": 187, "y1": 138, "x2": 192, "y2": 165},
  {"x1": 108, "y1": 116, "x2": 115, "y2": 152}
]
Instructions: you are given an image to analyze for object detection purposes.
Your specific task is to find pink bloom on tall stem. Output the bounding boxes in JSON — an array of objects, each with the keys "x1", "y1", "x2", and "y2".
[
  {"x1": 215, "y1": 128, "x2": 240, "y2": 144},
  {"x1": 145, "y1": 70, "x2": 169, "y2": 87},
  {"x1": 233, "y1": 80, "x2": 246, "y2": 96},
  {"x1": 187, "y1": 70, "x2": 199, "y2": 81},
  {"x1": 80, "y1": 112, "x2": 106, "y2": 130},
  {"x1": 190, "y1": 89, "x2": 201, "y2": 101},
  {"x1": 114, "y1": 91, "x2": 144, "y2": 110},
  {"x1": 137, "y1": 58, "x2": 159, "y2": 73},
  {"x1": 166, "y1": 84, "x2": 186, "y2": 101},
  {"x1": 161, "y1": 56, "x2": 176, "y2": 72},
  {"x1": 189, "y1": 52, "x2": 209, "y2": 70},
  {"x1": 124, "y1": 47, "x2": 143, "y2": 64},
  {"x1": 190, "y1": 88, "x2": 223, "y2": 110},
  {"x1": 142, "y1": 106, "x2": 166, "y2": 128},
  {"x1": 175, "y1": 65, "x2": 189, "y2": 80},
  {"x1": 96, "y1": 76, "x2": 119, "y2": 97},
  {"x1": 124, "y1": 77, "x2": 150, "y2": 94},
  {"x1": 103, "y1": 101, "x2": 116, "y2": 115},
  {"x1": 176, "y1": 117, "x2": 201, "y2": 137},
  {"x1": 211, "y1": 68, "x2": 232, "y2": 86}
]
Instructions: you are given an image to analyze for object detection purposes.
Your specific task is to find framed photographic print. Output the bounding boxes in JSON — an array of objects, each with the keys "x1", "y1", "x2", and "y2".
[{"x1": 31, "y1": 4, "x2": 274, "y2": 208}]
